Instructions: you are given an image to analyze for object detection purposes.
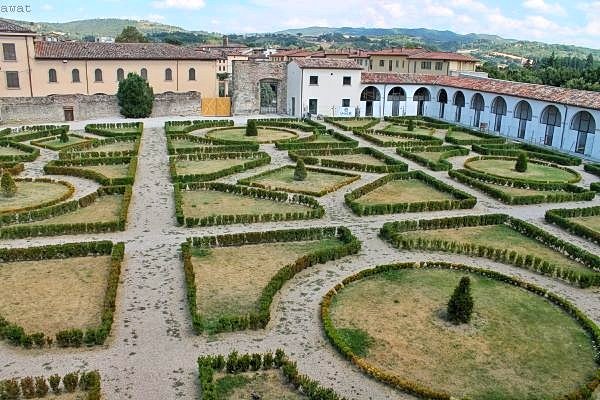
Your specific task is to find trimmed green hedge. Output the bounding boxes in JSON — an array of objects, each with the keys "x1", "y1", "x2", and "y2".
[
  {"x1": 174, "y1": 181, "x2": 324, "y2": 227},
  {"x1": 354, "y1": 129, "x2": 443, "y2": 148},
  {"x1": 44, "y1": 156, "x2": 138, "y2": 185},
  {"x1": 30, "y1": 133, "x2": 91, "y2": 151},
  {"x1": 0, "y1": 370, "x2": 102, "y2": 399},
  {"x1": 0, "y1": 161, "x2": 24, "y2": 175},
  {"x1": 288, "y1": 147, "x2": 407, "y2": 173},
  {"x1": 198, "y1": 350, "x2": 344, "y2": 400},
  {"x1": 585, "y1": 164, "x2": 600, "y2": 192},
  {"x1": 546, "y1": 206, "x2": 600, "y2": 244},
  {"x1": 472, "y1": 142, "x2": 582, "y2": 166},
  {"x1": 59, "y1": 136, "x2": 140, "y2": 159},
  {"x1": 183, "y1": 226, "x2": 360, "y2": 333},
  {"x1": 206, "y1": 126, "x2": 299, "y2": 145},
  {"x1": 345, "y1": 170, "x2": 476, "y2": 216},
  {"x1": 445, "y1": 127, "x2": 506, "y2": 145},
  {"x1": 5, "y1": 125, "x2": 69, "y2": 143},
  {"x1": 0, "y1": 241, "x2": 123, "y2": 349},
  {"x1": 321, "y1": 261, "x2": 600, "y2": 400},
  {"x1": 85, "y1": 122, "x2": 143, "y2": 137},
  {"x1": 166, "y1": 132, "x2": 259, "y2": 154},
  {"x1": 254, "y1": 118, "x2": 317, "y2": 132},
  {"x1": 380, "y1": 214, "x2": 600, "y2": 287},
  {"x1": 0, "y1": 141, "x2": 40, "y2": 162},
  {"x1": 396, "y1": 145, "x2": 469, "y2": 171},
  {"x1": 238, "y1": 165, "x2": 360, "y2": 197},
  {"x1": 164, "y1": 119, "x2": 233, "y2": 134},
  {"x1": 450, "y1": 168, "x2": 595, "y2": 205},
  {"x1": 0, "y1": 185, "x2": 132, "y2": 239},
  {"x1": 324, "y1": 116, "x2": 379, "y2": 132},
  {"x1": 169, "y1": 151, "x2": 271, "y2": 183},
  {"x1": 275, "y1": 129, "x2": 358, "y2": 150},
  {"x1": 0, "y1": 178, "x2": 75, "y2": 216}
]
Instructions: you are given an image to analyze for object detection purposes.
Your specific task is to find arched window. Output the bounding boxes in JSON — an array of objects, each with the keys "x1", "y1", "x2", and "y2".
[
  {"x1": 388, "y1": 87, "x2": 406, "y2": 117},
  {"x1": 117, "y1": 68, "x2": 124, "y2": 82},
  {"x1": 140, "y1": 68, "x2": 148, "y2": 80},
  {"x1": 491, "y1": 96, "x2": 507, "y2": 132},
  {"x1": 188, "y1": 68, "x2": 196, "y2": 81},
  {"x1": 438, "y1": 89, "x2": 448, "y2": 119},
  {"x1": 570, "y1": 111, "x2": 596, "y2": 154},
  {"x1": 540, "y1": 105, "x2": 561, "y2": 146},
  {"x1": 71, "y1": 68, "x2": 80, "y2": 83},
  {"x1": 453, "y1": 91, "x2": 465, "y2": 123},
  {"x1": 94, "y1": 68, "x2": 103, "y2": 82},
  {"x1": 360, "y1": 86, "x2": 380, "y2": 117},
  {"x1": 470, "y1": 93, "x2": 485, "y2": 128},
  {"x1": 514, "y1": 100, "x2": 532, "y2": 139},
  {"x1": 165, "y1": 68, "x2": 173, "y2": 81},
  {"x1": 48, "y1": 68, "x2": 57, "y2": 83},
  {"x1": 413, "y1": 87, "x2": 430, "y2": 116}
]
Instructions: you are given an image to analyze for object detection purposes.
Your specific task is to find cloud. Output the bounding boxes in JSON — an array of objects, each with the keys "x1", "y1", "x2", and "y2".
[
  {"x1": 523, "y1": 0, "x2": 566, "y2": 16},
  {"x1": 151, "y1": 0, "x2": 205, "y2": 9}
]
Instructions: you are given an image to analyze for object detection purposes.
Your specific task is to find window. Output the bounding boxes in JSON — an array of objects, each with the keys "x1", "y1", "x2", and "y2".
[
  {"x1": 379, "y1": 60, "x2": 385, "y2": 67},
  {"x1": 72, "y1": 69, "x2": 80, "y2": 83},
  {"x1": 218, "y1": 82, "x2": 226, "y2": 97},
  {"x1": 2, "y1": 43, "x2": 16, "y2": 61},
  {"x1": 435, "y1": 62, "x2": 443, "y2": 71},
  {"x1": 188, "y1": 68, "x2": 196, "y2": 81},
  {"x1": 48, "y1": 68, "x2": 57, "y2": 83},
  {"x1": 342, "y1": 99, "x2": 350, "y2": 107},
  {"x1": 308, "y1": 98, "x2": 318, "y2": 114},
  {"x1": 140, "y1": 68, "x2": 147, "y2": 80},
  {"x1": 94, "y1": 68, "x2": 103, "y2": 82},
  {"x1": 5, "y1": 71, "x2": 19, "y2": 89},
  {"x1": 165, "y1": 68, "x2": 173, "y2": 81},
  {"x1": 342, "y1": 76, "x2": 351, "y2": 85},
  {"x1": 396, "y1": 60, "x2": 399, "y2": 68},
  {"x1": 309, "y1": 75, "x2": 318, "y2": 85},
  {"x1": 117, "y1": 68, "x2": 124, "y2": 82},
  {"x1": 421, "y1": 61, "x2": 432, "y2": 70},
  {"x1": 389, "y1": 60, "x2": 392, "y2": 71}
]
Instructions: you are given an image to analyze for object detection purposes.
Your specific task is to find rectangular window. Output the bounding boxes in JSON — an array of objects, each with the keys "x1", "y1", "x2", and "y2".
[
  {"x1": 421, "y1": 61, "x2": 432, "y2": 70},
  {"x1": 309, "y1": 75, "x2": 318, "y2": 85},
  {"x1": 435, "y1": 62, "x2": 443, "y2": 70},
  {"x1": 2, "y1": 43, "x2": 16, "y2": 61},
  {"x1": 402, "y1": 61, "x2": 405, "y2": 68},
  {"x1": 342, "y1": 76, "x2": 351, "y2": 85},
  {"x1": 379, "y1": 59, "x2": 385, "y2": 67},
  {"x1": 395, "y1": 60, "x2": 399, "y2": 68},
  {"x1": 389, "y1": 60, "x2": 392, "y2": 71},
  {"x1": 308, "y1": 98, "x2": 318, "y2": 114},
  {"x1": 5, "y1": 71, "x2": 19, "y2": 88},
  {"x1": 342, "y1": 99, "x2": 350, "y2": 107}
]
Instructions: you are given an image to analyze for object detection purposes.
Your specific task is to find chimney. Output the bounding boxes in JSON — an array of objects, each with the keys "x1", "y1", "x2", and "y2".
[{"x1": 223, "y1": 35, "x2": 229, "y2": 47}]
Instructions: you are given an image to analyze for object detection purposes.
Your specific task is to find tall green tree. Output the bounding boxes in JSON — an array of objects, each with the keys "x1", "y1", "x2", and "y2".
[
  {"x1": 117, "y1": 73, "x2": 154, "y2": 118},
  {"x1": 1, "y1": 172, "x2": 17, "y2": 197},
  {"x1": 115, "y1": 26, "x2": 148, "y2": 43},
  {"x1": 447, "y1": 276, "x2": 474, "y2": 324}
]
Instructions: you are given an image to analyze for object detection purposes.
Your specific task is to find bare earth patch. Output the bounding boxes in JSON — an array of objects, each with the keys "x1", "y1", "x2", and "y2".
[
  {"x1": 0, "y1": 256, "x2": 112, "y2": 336},
  {"x1": 354, "y1": 179, "x2": 456, "y2": 205},
  {"x1": 175, "y1": 159, "x2": 248, "y2": 175},
  {"x1": 0, "y1": 181, "x2": 72, "y2": 214}
]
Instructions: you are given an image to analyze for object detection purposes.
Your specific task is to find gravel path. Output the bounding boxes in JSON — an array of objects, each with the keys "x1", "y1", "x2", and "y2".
[{"x1": 1, "y1": 117, "x2": 599, "y2": 400}]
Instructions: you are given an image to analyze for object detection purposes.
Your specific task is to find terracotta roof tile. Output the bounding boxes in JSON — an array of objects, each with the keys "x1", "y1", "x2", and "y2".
[
  {"x1": 293, "y1": 58, "x2": 363, "y2": 70},
  {"x1": 0, "y1": 19, "x2": 34, "y2": 33},
  {"x1": 408, "y1": 51, "x2": 477, "y2": 62}
]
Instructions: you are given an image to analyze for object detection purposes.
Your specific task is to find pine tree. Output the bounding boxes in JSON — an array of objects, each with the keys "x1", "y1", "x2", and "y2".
[
  {"x1": 115, "y1": 26, "x2": 148, "y2": 43},
  {"x1": 407, "y1": 119, "x2": 415, "y2": 131},
  {"x1": 1, "y1": 172, "x2": 17, "y2": 197},
  {"x1": 447, "y1": 276, "x2": 474, "y2": 324},
  {"x1": 246, "y1": 119, "x2": 258, "y2": 136},
  {"x1": 293, "y1": 159, "x2": 307, "y2": 181},
  {"x1": 117, "y1": 73, "x2": 154, "y2": 118},
  {"x1": 515, "y1": 152, "x2": 528, "y2": 172}
]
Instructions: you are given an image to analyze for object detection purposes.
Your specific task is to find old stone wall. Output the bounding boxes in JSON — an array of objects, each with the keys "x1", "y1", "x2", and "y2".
[
  {"x1": 0, "y1": 91, "x2": 201, "y2": 124},
  {"x1": 232, "y1": 60, "x2": 287, "y2": 115}
]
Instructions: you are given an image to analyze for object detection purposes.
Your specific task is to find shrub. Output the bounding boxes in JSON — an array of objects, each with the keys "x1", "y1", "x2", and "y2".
[
  {"x1": 263, "y1": 352, "x2": 274, "y2": 369},
  {"x1": 1, "y1": 172, "x2": 17, "y2": 197},
  {"x1": 515, "y1": 152, "x2": 528, "y2": 172},
  {"x1": 250, "y1": 353, "x2": 262, "y2": 371},
  {"x1": 246, "y1": 119, "x2": 258, "y2": 136},
  {"x1": 293, "y1": 159, "x2": 307, "y2": 181},
  {"x1": 20, "y1": 377, "x2": 35, "y2": 399},
  {"x1": 62, "y1": 373, "x2": 78, "y2": 393},
  {"x1": 59, "y1": 131, "x2": 69, "y2": 143},
  {"x1": 3, "y1": 379, "x2": 20, "y2": 399},
  {"x1": 34, "y1": 376, "x2": 49, "y2": 397},
  {"x1": 117, "y1": 73, "x2": 154, "y2": 118},
  {"x1": 48, "y1": 374, "x2": 61, "y2": 394},
  {"x1": 447, "y1": 276, "x2": 474, "y2": 324},
  {"x1": 274, "y1": 349, "x2": 285, "y2": 367},
  {"x1": 407, "y1": 119, "x2": 415, "y2": 131}
]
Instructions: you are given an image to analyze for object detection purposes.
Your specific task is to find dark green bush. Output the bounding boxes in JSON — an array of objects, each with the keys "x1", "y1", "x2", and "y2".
[
  {"x1": 20, "y1": 377, "x2": 34, "y2": 399},
  {"x1": 447, "y1": 277, "x2": 474, "y2": 324},
  {"x1": 1, "y1": 172, "x2": 16, "y2": 197},
  {"x1": 294, "y1": 159, "x2": 307, "y2": 181},
  {"x1": 48, "y1": 375, "x2": 60, "y2": 394},
  {"x1": 62, "y1": 373, "x2": 78, "y2": 393},
  {"x1": 117, "y1": 73, "x2": 154, "y2": 118},
  {"x1": 515, "y1": 152, "x2": 528, "y2": 172},
  {"x1": 34, "y1": 376, "x2": 48, "y2": 397},
  {"x1": 246, "y1": 119, "x2": 258, "y2": 136}
]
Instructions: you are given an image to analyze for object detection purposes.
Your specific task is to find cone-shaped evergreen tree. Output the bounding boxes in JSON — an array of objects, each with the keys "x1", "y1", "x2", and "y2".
[
  {"x1": 293, "y1": 159, "x2": 307, "y2": 181},
  {"x1": 1, "y1": 172, "x2": 17, "y2": 197},
  {"x1": 407, "y1": 119, "x2": 415, "y2": 131},
  {"x1": 447, "y1": 276, "x2": 474, "y2": 324},
  {"x1": 515, "y1": 152, "x2": 528, "y2": 172},
  {"x1": 246, "y1": 119, "x2": 258, "y2": 136},
  {"x1": 59, "y1": 131, "x2": 69, "y2": 143},
  {"x1": 117, "y1": 73, "x2": 154, "y2": 118}
]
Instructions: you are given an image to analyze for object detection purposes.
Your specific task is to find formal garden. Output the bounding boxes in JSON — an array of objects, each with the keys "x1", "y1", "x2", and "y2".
[{"x1": 0, "y1": 115, "x2": 599, "y2": 400}]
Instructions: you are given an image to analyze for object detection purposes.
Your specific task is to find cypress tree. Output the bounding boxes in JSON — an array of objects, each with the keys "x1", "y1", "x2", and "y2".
[
  {"x1": 293, "y1": 159, "x2": 307, "y2": 181},
  {"x1": 407, "y1": 119, "x2": 415, "y2": 131},
  {"x1": 515, "y1": 152, "x2": 528, "y2": 172},
  {"x1": 1, "y1": 172, "x2": 17, "y2": 197},
  {"x1": 447, "y1": 276, "x2": 474, "y2": 324},
  {"x1": 246, "y1": 119, "x2": 258, "y2": 136},
  {"x1": 117, "y1": 73, "x2": 154, "y2": 118}
]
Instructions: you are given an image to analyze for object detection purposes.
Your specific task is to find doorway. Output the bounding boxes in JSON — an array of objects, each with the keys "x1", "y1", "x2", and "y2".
[{"x1": 63, "y1": 107, "x2": 74, "y2": 122}]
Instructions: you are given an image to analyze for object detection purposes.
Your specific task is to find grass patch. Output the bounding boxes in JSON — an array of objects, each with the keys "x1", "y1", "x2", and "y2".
[
  {"x1": 170, "y1": 152, "x2": 270, "y2": 182},
  {"x1": 465, "y1": 157, "x2": 579, "y2": 183},
  {"x1": 0, "y1": 180, "x2": 73, "y2": 215},
  {"x1": 206, "y1": 127, "x2": 297, "y2": 143},
  {"x1": 384, "y1": 125, "x2": 434, "y2": 135},
  {"x1": 336, "y1": 328, "x2": 373, "y2": 357},
  {"x1": 570, "y1": 215, "x2": 600, "y2": 232},
  {"x1": 176, "y1": 158, "x2": 247, "y2": 174},
  {"x1": 0, "y1": 145, "x2": 27, "y2": 156},
  {"x1": 31, "y1": 135, "x2": 91, "y2": 150},
  {"x1": 327, "y1": 266, "x2": 598, "y2": 400},
  {"x1": 215, "y1": 370, "x2": 304, "y2": 399},
  {"x1": 357, "y1": 179, "x2": 455, "y2": 205}
]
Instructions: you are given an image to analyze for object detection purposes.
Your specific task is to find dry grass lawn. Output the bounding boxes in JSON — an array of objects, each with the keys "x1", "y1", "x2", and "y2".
[
  {"x1": 384, "y1": 125, "x2": 433, "y2": 135},
  {"x1": 0, "y1": 145, "x2": 27, "y2": 156},
  {"x1": 80, "y1": 164, "x2": 130, "y2": 179},
  {"x1": 365, "y1": 133, "x2": 416, "y2": 143},
  {"x1": 484, "y1": 182, "x2": 569, "y2": 197},
  {"x1": 569, "y1": 215, "x2": 600, "y2": 233},
  {"x1": 215, "y1": 370, "x2": 304, "y2": 399},
  {"x1": 355, "y1": 179, "x2": 456, "y2": 205},
  {"x1": 182, "y1": 189, "x2": 313, "y2": 219},
  {"x1": 311, "y1": 134, "x2": 344, "y2": 143},
  {"x1": 319, "y1": 154, "x2": 386, "y2": 166},
  {"x1": 207, "y1": 128, "x2": 296, "y2": 143},
  {"x1": 467, "y1": 159, "x2": 578, "y2": 183},
  {"x1": 35, "y1": 136, "x2": 90, "y2": 149},
  {"x1": 336, "y1": 120, "x2": 375, "y2": 128},
  {"x1": 0, "y1": 256, "x2": 112, "y2": 335},
  {"x1": 329, "y1": 268, "x2": 597, "y2": 399},
  {"x1": 170, "y1": 139, "x2": 204, "y2": 149},
  {"x1": 175, "y1": 158, "x2": 248, "y2": 175},
  {"x1": 76, "y1": 141, "x2": 136, "y2": 153},
  {"x1": 0, "y1": 181, "x2": 72, "y2": 214},
  {"x1": 192, "y1": 239, "x2": 341, "y2": 323},
  {"x1": 447, "y1": 131, "x2": 485, "y2": 140}
]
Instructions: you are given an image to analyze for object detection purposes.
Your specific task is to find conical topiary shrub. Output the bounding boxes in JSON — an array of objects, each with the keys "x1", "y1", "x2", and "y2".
[
  {"x1": 293, "y1": 159, "x2": 307, "y2": 181},
  {"x1": 447, "y1": 276, "x2": 474, "y2": 324},
  {"x1": 59, "y1": 131, "x2": 69, "y2": 143},
  {"x1": 246, "y1": 119, "x2": 258, "y2": 136},
  {"x1": 1, "y1": 172, "x2": 17, "y2": 197},
  {"x1": 515, "y1": 152, "x2": 528, "y2": 172},
  {"x1": 407, "y1": 119, "x2": 415, "y2": 131}
]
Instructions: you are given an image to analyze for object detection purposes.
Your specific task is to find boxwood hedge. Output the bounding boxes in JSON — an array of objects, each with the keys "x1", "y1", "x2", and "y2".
[
  {"x1": 288, "y1": 147, "x2": 408, "y2": 173},
  {"x1": 169, "y1": 151, "x2": 271, "y2": 183},
  {"x1": 85, "y1": 122, "x2": 143, "y2": 137},
  {"x1": 396, "y1": 145, "x2": 469, "y2": 171},
  {"x1": 546, "y1": 206, "x2": 600, "y2": 244}
]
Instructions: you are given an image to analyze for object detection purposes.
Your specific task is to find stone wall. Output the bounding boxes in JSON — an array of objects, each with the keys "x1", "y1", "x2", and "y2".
[
  {"x1": 232, "y1": 60, "x2": 287, "y2": 115},
  {"x1": 0, "y1": 91, "x2": 201, "y2": 124}
]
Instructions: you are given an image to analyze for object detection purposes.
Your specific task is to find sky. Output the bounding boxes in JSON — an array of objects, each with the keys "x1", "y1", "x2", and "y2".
[{"x1": 6, "y1": 0, "x2": 600, "y2": 48}]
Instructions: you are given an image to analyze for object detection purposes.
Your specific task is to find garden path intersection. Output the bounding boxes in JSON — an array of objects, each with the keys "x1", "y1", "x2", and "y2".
[{"x1": 0, "y1": 117, "x2": 598, "y2": 400}]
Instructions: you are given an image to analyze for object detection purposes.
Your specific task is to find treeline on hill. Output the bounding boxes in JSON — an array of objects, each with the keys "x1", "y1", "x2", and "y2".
[{"x1": 478, "y1": 53, "x2": 600, "y2": 92}]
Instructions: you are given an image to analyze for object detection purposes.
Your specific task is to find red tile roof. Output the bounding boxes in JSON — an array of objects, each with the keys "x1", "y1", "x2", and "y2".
[
  {"x1": 408, "y1": 51, "x2": 477, "y2": 62},
  {"x1": 34, "y1": 42, "x2": 221, "y2": 60},
  {"x1": 368, "y1": 47, "x2": 425, "y2": 56},
  {"x1": 0, "y1": 19, "x2": 34, "y2": 34},
  {"x1": 293, "y1": 58, "x2": 363, "y2": 70},
  {"x1": 361, "y1": 73, "x2": 600, "y2": 111}
]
